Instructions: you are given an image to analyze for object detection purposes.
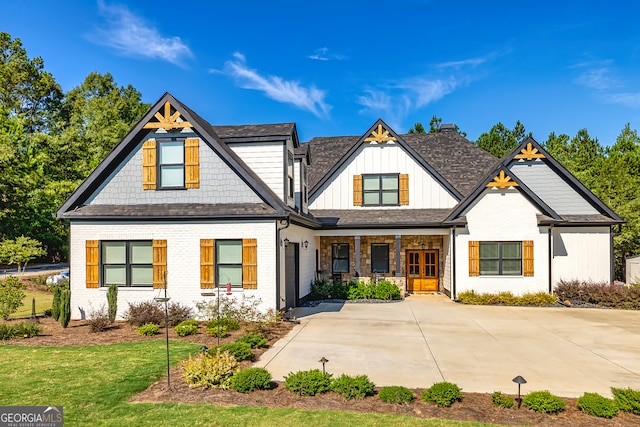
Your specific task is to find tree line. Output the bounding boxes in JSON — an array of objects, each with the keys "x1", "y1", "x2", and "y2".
[{"x1": 1, "y1": 31, "x2": 638, "y2": 280}]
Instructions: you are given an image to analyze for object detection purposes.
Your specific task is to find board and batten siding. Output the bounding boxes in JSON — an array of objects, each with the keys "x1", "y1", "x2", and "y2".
[
  {"x1": 310, "y1": 143, "x2": 458, "y2": 210},
  {"x1": 508, "y1": 160, "x2": 599, "y2": 215},
  {"x1": 230, "y1": 142, "x2": 285, "y2": 201},
  {"x1": 68, "y1": 221, "x2": 277, "y2": 320},
  {"x1": 552, "y1": 226, "x2": 611, "y2": 284},
  {"x1": 279, "y1": 224, "x2": 318, "y2": 308},
  {"x1": 455, "y1": 188, "x2": 549, "y2": 295},
  {"x1": 87, "y1": 136, "x2": 261, "y2": 205}
]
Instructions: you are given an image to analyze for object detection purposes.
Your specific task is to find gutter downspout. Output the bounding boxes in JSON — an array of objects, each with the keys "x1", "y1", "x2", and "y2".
[
  {"x1": 275, "y1": 216, "x2": 290, "y2": 310},
  {"x1": 548, "y1": 225, "x2": 553, "y2": 294},
  {"x1": 451, "y1": 227, "x2": 457, "y2": 300}
]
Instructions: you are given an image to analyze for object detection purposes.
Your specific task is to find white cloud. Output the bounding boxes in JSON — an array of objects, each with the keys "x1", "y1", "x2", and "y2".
[
  {"x1": 307, "y1": 47, "x2": 346, "y2": 61},
  {"x1": 91, "y1": 1, "x2": 193, "y2": 65},
  {"x1": 224, "y1": 53, "x2": 331, "y2": 118},
  {"x1": 575, "y1": 66, "x2": 622, "y2": 90},
  {"x1": 436, "y1": 57, "x2": 487, "y2": 69},
  {"x1": 605, "y1": 92, "x2": 640, "y2": 108},
  {"x1": 573, "y1": 60, "x2": 640, "y2": 108}
]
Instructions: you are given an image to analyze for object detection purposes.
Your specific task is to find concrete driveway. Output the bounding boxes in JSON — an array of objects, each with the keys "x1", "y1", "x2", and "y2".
[{"x1": 255, "y1": 295, "x2": 640, "y2": 397}]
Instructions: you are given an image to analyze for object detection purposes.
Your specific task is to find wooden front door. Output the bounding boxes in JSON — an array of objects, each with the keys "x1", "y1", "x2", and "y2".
[{"x1": 406, "y1": 250, "x2": 439, "y2": 292}]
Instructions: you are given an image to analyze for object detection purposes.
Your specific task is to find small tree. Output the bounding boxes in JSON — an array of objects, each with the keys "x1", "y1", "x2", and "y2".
[
  {"x1": 0, "y1": 276, "x2": 26, "y2": 319},
  {"x1": 107, "y1": 284, "x2": 118, "y2": 323},
  {"x1": 0, "y1": 236, "x2": 46, "y2": 274},
  {"x1": 51, "y1": 285, "x2": 62, "y2": 321},
  {"x1": 59, "y1": 288, "x2": 71, "y2": 328}
]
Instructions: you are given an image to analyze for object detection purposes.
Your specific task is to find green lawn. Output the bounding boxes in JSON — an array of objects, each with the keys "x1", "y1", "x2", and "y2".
[
  {"x1": 10, "y1": 290, "x2": 53, "y2": 318},
  {"x1": 0, "y1": 341, "x2": 505, "y2": 426}
]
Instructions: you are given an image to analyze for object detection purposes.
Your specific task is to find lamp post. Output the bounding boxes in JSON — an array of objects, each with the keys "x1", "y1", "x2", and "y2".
[
  {"x1": 319, "y1": 357, "x2": 329, "y2": 374},
  {"x1": 154, "y1": 274, "x2": 171, "y2": 389},
  {"x1": 512, "y1": 375, "x2": 527, "y2": 409}
]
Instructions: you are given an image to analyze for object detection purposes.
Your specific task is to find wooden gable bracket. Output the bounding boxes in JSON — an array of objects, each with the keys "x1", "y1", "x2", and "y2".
[
  {"x1": 364, "y1": 124, "x2": 397, "y2": 143},
  {"x1": 514, "y1": 142, "x2": 546, "y2": 161},
  {"x1": 487, "y1": 170, "x2": 518, "y2": 189},
  {"x1": 143, "y1": 101, "x2": 193, "y2": 131}
]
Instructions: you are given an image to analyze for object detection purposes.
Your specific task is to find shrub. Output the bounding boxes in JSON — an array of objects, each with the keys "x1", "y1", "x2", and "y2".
[
  {"x1": 554, "y1": 279, "x2": 640, "y2": 309},
  {"x1": 136, "y1": 323, "x2": 160, "y2": 336},
  {"x1": 421, "y1": 382, "x2": 463, "y2": 407},
  {"x1": 611, "y1": 387, "x2": 640, "y2": 415},
  {"x1": 457, "y1": 290, "x2": 557, "y2": 306},
  {"x1": 206, "y1": 317, "x2": 240, "y2": 331},
  {"x1": 206, "y1": 323, "x2": 228, "y2": 338},
  {"x1": 346, "y1": 280, "x2": 401, "y2": 301},
  {"x1": 106, "y1": 284, "x2": 118, "y2": 322},
  {"x1": 124, "y1": 301, "x2": 164, "y2": 326},
  {"x1": 309, "y1": 279, "x2": 349, "y2": 300},
  {"x1": 167, "y1": 301, "x2": 193, "y2": 326},
  {"x1": 0, "y1": 322, "x2": 42, "y2": 340},
  {"x1": 210, "y1": 342, "x2": 253, "y2": 362},
  {"x1": 373, "y1": 280, "x2": 401, "y2": 300},
  {"x1": 378, "y1": 386, "x2": 414, "y2": 404},
  {"x1": 522, "y1": 390, "x2": 565, "y2": 414},
  {"x1": 236, "y1": 332, "x2": 268, "y2": 348},
  {"x1": 577, "y1": 392, "x2": 618, "y2": 418},
  {"x1": 330, "y1": 374, "x2": 375, "y2": 400},
  {"x1": 174, "y1": 323, "x2": 199, "y2": 337},
  {"x1": 178, "y1": 319, "x2": 199, "y2": 327},
  {"x1": 59, "y1": 288, "x2": 71, "y2": 328},
  {"x1": 196, "y1": 294, "x2": 271, "y2": 323},
  {"x1": 230, "y1": 367, "x2": 272, "y2": 393},
  {"x1": 51, "y1": 285, "x2": 62, "y2": 321},
  {"x1": 181, "y1": 349, "x2": 239, "y2": 389},
  {"x1": 0, "y1": 276, "x2": 26, "y2": 320},
  {"x1": 284, "y1": 369, "x2": 333, "y2": 396},
  {"x1": 87, "y1": 305, "x2": 111, "y2": 332},
  {"x1": 492, "y1": 391, "x2": 514, "y2": 409}
]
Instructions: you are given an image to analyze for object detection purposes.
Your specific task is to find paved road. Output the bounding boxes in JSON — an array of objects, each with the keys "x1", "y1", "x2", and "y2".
[{"x1": 256, "y1": 295, "x2": 640, "y2": 397}]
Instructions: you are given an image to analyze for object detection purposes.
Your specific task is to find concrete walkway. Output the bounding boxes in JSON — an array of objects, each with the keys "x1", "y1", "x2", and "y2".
[{"x1": 255, "y1": 295, "x2": 640, "y2": 397}]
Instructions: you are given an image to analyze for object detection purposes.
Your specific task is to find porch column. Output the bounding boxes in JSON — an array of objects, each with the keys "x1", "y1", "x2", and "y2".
[
  {"x1": 395, "y1": 235, "x2": 401, "y2": 277},
  {"x1": 354, "y1": 235, "x2": 361, "y2": 276}
]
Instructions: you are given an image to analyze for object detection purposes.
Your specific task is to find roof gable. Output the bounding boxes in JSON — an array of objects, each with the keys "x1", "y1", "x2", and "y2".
[
  {"x1": 57, "y1": 92, "x2": 290, "y2": 218},
  {"x1": 308, "y1": 119, "x2": 463, "y2": 200}
]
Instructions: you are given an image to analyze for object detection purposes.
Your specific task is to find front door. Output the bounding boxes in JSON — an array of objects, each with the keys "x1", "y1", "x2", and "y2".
[{"x1": 406, "y1": 250, "x2": 438, "y2": 292}]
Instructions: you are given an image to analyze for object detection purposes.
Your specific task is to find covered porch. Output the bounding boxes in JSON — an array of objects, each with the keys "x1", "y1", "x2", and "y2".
[{"x1": 315, "y1": 230, "x2": 452, "y2": 295}]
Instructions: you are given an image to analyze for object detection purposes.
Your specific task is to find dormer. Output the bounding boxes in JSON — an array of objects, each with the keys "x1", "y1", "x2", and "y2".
[{"x1": 294, "y1": 145, "x2": 311, "y2": 214}]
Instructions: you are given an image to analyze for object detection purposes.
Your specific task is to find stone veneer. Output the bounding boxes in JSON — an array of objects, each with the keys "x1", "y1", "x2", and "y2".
[{"x1": 319, "y1": 235, "x2": 445, "y2": 291}]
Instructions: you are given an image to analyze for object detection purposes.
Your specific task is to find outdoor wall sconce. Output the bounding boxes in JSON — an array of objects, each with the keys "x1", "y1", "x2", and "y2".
[
  {"x1": 283, "y1": 238, "x2": 289, "y2": 248},
  {"x1": 421, "y1": 243, "x2": 426, "y2": 250},
  {"x1": 512, "y1": 375, "x2": 527, "y2": 409},
  {"x1": 303, "y1": 240, "x2": 309, "y2": 249},
  {"x1": 319, "y1": 356, "x2": 329, "y2": 374}
]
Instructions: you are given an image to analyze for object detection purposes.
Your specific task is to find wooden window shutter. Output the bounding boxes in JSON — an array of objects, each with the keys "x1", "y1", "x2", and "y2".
[
  {"x1": 523, "y1": 240, "x2": 534, "y2": 277},
  {"x1": 86, "y1": 240, "x2": 99, "y2": 288},
  {"x1": 185, "y1": 138, "x2": 200, "y2": 189},
  {"x1": 353, "y1": 175, "x2": 363, "y2": 206},
  {"x1": 153, "y1": 240, "x2": 167, "y2": 289},
  {"x1": 469, "y1": 241, "x2": 480, "y2": 277},
  {"x1": 242, "y1": 238, "x2": 258, "y2": 289},
  {"x1": 200, "y1": 239, "x2": 215, "y2": 289},
  {"x1": 399, "y1": 174, "x2": 409, "y2": 205},
  {"x1": 142, "y1": 139, "x2": 157, "y2": 190}
]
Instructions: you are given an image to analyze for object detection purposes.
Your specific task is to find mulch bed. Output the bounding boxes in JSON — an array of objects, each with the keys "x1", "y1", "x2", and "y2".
[{"x1": 3, "y1": 317, "x2": 639, "y2": 426}]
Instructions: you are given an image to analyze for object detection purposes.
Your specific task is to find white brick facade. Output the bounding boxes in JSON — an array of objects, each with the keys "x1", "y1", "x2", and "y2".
[{"x1": 69, "y1": 221, "x2": 277, "y2": 320}]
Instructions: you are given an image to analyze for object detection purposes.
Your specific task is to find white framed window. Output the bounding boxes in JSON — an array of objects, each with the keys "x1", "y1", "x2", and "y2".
[{"x1": 158, "y1": 140, "x2": 184, "y2": 188}]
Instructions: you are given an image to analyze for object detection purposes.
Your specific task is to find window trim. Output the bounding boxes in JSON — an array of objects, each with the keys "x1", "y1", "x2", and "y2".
[
  {"x1": 362, "y1": 173, "x2": 400, "y2": 206},
  {"x1": 371, "y1": 243, "x2": 390, "y2": 273},
  {"x1": 216, "y1": 239, "x2": 243, "y2": 288},
  {"x1": 479, "y1": 241, "x2": 523, "y2": 276},
  {"x1": 302, "y1": 163, "x2": 308, "y2": 204},
  {"x1": 100, "y1": 240, "x2": 154, "y2": 287},
  {"x1": 331, "y1": 243, "x2": 350, "y2": 273},
  {"x1": 287, "y1": 151, "x2": 294, "y2": 199},
  {"x1": 157, "y1": 138, "x2": 185, "y2": 189}
]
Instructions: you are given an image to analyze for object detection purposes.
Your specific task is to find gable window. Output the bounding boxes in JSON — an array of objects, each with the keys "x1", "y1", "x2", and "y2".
[
  {"x1": 362, "y1": 174, "x2": 399, "y2": 206},
  {"x1": 371, "y1": 244, "x2": 389, "y2": 273},
  {"x1": 479, "y1": 241, "x2": 522, "y2": 275},
  {"x1": 101, "y1": 241, "x2": 153, "y2": 287},
  {"x1": 159, "y1": 140, "x2": 185, "y2": 188},
  {"x1": 287, "y1": 151, "x2": 294, "y2": 199},
  {"x1": 332, "y1": 243, "x2": 349, "y2": 273}
]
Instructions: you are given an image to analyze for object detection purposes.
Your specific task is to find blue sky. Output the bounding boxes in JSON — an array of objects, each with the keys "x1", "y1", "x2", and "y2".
[{"x1": 3, "y1": 1, "x2": 640, "y2": 145}]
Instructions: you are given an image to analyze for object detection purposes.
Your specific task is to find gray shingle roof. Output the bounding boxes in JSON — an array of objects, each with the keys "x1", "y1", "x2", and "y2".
[
  {"x1": 61, "y1": 203, "x2": 278, "y2": 219},
  {"x1": 310, "y1": 208, "x2": 453, "y2": 228},
  {"x1": 305, "y1": 132, "x2": 498, "y2": 198}
]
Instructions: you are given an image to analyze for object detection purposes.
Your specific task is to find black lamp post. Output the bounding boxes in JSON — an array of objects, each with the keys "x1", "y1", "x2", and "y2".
[
  {"x1": 512, "y1": 375, "x2": 527, "y2": 409},
  {"x1": 154, "y1": 275, "x2": 171, "y2": 390}
]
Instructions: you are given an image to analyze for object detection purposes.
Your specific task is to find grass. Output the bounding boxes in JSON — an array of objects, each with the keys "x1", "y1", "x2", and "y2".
[
  {"x1": 0, "y1": 341, "x2": 505, "y2": 426},
  {"x1": 9, "y1": 290, "x2": 53, "y2": 318}
]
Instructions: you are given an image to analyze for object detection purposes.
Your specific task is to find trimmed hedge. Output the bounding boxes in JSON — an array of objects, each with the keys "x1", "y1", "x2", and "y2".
[
  {"x1": 378, "y1": 386, "x2": 414, "y2": 404},
  {"x1": 457, "y1": 290, "x2": 557, "y2": 306}
]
